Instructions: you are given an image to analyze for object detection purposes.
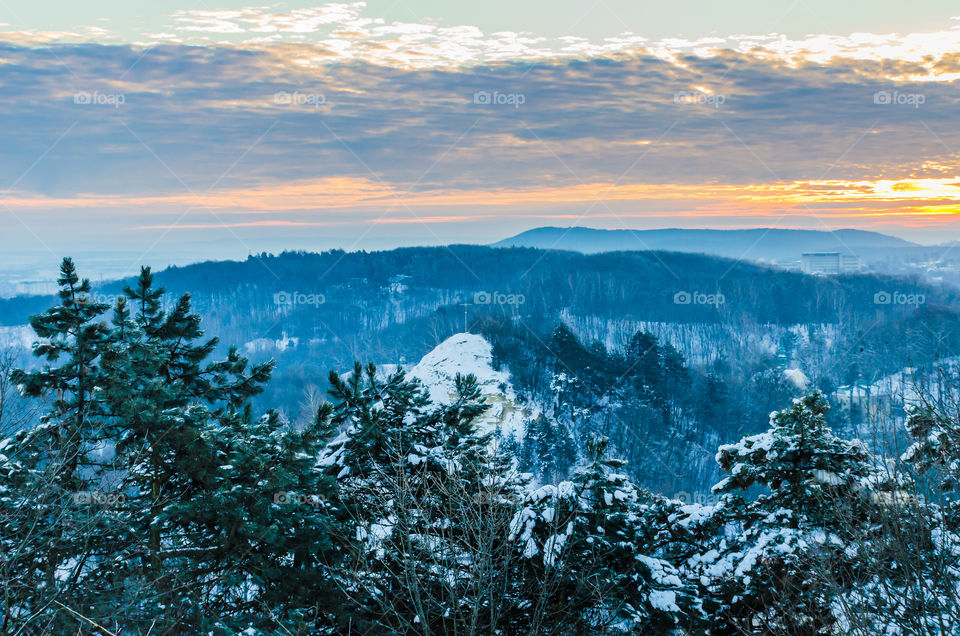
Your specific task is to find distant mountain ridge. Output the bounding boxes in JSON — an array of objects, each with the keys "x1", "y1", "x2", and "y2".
[{"x1": 492, "y1": 227, "x2": 919, "y2": 262}]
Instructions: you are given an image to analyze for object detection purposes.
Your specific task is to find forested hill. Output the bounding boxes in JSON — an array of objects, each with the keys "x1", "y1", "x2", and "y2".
[
  {"x1": 1, "y1": 245, "x2": 955, "y2": 366},
  {"x1": 2, "y1": 244, "x2": 948, "y2": 323}
]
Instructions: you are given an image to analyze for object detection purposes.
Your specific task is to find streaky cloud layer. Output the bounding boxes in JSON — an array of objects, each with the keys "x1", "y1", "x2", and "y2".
[{"x1": 1, "y1": 3, "x2": 960, "y2": 259}]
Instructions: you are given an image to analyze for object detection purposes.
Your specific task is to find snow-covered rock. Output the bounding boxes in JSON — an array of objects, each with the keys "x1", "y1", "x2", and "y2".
[
  {"x1": 409, "y1": 333, "x2": 537, "y2": 441},
  {"x1": 783, "y1": 368, "x2": 809, "y2": 391}
]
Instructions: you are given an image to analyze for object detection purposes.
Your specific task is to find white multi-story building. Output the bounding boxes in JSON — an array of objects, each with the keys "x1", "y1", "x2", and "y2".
[
  {"x1": 800, "y1": 252, "x2": 862, "y2": 275},
  {"x1": 14, "y1": 280, "x2": 59, "y2": 296}
]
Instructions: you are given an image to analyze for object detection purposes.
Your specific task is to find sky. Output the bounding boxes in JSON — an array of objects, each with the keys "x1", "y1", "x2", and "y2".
[{"x1": 2, "y1": 1, "x2": 960, "y2": 275}]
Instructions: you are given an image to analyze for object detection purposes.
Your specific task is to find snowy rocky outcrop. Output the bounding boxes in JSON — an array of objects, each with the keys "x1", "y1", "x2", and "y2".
[
  {"x1": 783, "y1": 368, "x2": 809, "y2": 391},
  {"x1": 409, "y1": 332, "x2": 537, "y2": 441}
]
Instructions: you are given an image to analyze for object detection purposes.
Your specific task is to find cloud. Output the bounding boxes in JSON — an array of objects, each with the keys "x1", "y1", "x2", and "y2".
[
  {"x1": 156, "y1": 4, "x2": 960, "y2": 78},
  {"x1": 0, "y1": 40, "x2": 956, "y2": 192},
  {"x1": 2, "y1": 15, "x2": 960, "y2": 254}
]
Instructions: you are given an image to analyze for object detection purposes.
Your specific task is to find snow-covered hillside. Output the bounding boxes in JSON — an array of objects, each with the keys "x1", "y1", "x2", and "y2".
[
  {"x1": 409, "y1": 333, "x2": 536, "y2": 441},
  {"x1": 0, "y1": 325, "x2": 32, "y2": 350}
]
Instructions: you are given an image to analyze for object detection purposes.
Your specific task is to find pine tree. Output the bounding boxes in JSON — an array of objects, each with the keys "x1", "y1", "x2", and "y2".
[
  {"x1": 101, "y1": 267, "x2": 339, "y2": 631},
  {"x1": 626, "y1": 331, "x2": 663, "y2": 396},
  {"x1": 886, "y1": 401, "x2": 960, "y2": 633},
  {"x1": 658, "y1": 340, "x2": 689, "y2": 399},
  {"x1": 903, "y1": 402, "x2": 960, "y2": 524},
  {"x1": 549, "y1": 323, "x2": 603, "y2": 390},
  {"x1": 1, "y1": 258, "x2": 115, "y2": 631},
  {"x1": 519, "y1": 414, "x2": 577, "y2": 482},
  {"x1": 322, "y1": 364, "x2": 525, "y2": 633},
  {"x1": 697, "y1": 392, "x2": 879, "y2": 634},
  {"x1": 1, "y1": 261, "x2": 342, "y2": 633},
  {"x1": 507, "y1": 435, "x2": 697, "y2": 634}
]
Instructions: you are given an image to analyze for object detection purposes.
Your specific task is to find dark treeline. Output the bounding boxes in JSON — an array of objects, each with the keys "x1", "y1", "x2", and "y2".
[
  {"x1": 2, "y1": 245, "x2": 953, "y2": 340},
  {"x1": 1, "y1": 246, "x2": 955, "y2": 395}
]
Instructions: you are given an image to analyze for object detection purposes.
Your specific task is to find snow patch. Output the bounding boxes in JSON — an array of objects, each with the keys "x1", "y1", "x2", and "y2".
[{"x1": 0, "y1": 325, "x2": 33, "y2": 350}]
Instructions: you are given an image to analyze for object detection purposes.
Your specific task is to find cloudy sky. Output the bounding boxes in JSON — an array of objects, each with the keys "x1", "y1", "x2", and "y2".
[{"x1": 2, "y1": 1, "x2": 960, "y2": 272}]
